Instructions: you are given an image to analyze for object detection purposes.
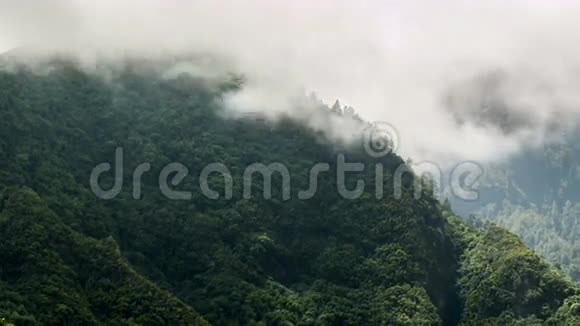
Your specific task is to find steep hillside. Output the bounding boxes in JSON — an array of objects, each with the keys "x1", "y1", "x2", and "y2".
[
  {"x1": 455, "y1": 131, "x2": 580, "y2": 282},
  {"x1": 0, "y1": 188, "x2": 208, "y2": 325},
  {"x1": 0, "y1": 57, "x2": 578, "y2": 325}
]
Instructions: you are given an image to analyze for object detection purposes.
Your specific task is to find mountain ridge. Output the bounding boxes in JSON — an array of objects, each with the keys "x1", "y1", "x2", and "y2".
[{"x1": 0, "y1": 57, "x2": 578, "y2": 325}]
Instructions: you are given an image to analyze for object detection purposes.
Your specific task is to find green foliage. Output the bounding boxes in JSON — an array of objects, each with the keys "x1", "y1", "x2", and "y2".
[
  {"x1": 463, "y1": 130, "x2": 580, "y2": 283},
  {"x1": 457, "y1": 225, "x2": 577, "y2": 323},
  {"x1": 0, "y1": 318, "x2": 14, "y2": 326},
  {"x1": 0, "y1": 188, "x2": 208, "y2": 325},
  {"x1": 475, "y1": 200, "x2": 580, "y2": 282},
  {"x1": 0, "y1": 58, "x2": 578, "y2": 325},
  {"x1": 546, "y1": 295, "x2": 580, "y2": 325}
]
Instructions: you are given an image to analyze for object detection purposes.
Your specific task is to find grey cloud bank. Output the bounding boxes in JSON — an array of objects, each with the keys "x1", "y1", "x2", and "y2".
[{"x1": 2, "y1": 0, "x2": 580, "y2": 166}]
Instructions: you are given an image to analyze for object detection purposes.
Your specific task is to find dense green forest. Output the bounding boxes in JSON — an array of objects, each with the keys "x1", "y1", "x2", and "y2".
[
  {"x1": 456, "y1": 132, "x2": 580, "y2": 283},
  {"x1": 0, "y1": 56, "x2": 578, "y2": 325},
  {"x1": 472, "y1": 199, "x2": 580, "y2": 282}
]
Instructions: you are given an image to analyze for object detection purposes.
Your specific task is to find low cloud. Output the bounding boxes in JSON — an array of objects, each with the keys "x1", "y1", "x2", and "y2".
[{"x1": 2, "y1": 0, "x2": 580, "y2": 166}]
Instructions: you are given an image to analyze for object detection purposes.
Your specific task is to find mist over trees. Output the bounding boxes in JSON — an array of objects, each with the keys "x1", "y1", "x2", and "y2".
[{"x1": 0, "y1": 57, "x2": 578, "y2": 325}]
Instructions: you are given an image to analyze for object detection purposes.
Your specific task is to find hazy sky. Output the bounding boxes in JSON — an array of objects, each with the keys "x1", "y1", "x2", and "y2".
[
  {"x1": 0, "y1": 35, "x2": 12, "y2": 53},
  {"x1": 2, "y1": 0, "x2": 580, "y2": 165}
]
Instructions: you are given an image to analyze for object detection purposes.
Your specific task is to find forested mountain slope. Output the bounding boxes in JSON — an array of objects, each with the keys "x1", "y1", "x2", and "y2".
[
  {"x1": 0, "y1": 57, "x2": 578, "y2": 325},
  {"x1": 456, "y1": 131, "x2": 580, "y2": 282},
  {"x1": 0, "y1": 188, "x2": 209, "y2": 325}
]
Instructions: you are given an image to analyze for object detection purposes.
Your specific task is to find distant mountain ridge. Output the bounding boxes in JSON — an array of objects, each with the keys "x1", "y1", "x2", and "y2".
[{"x1": 454, "y1": 130, "x2": 580, "y2": 283}]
